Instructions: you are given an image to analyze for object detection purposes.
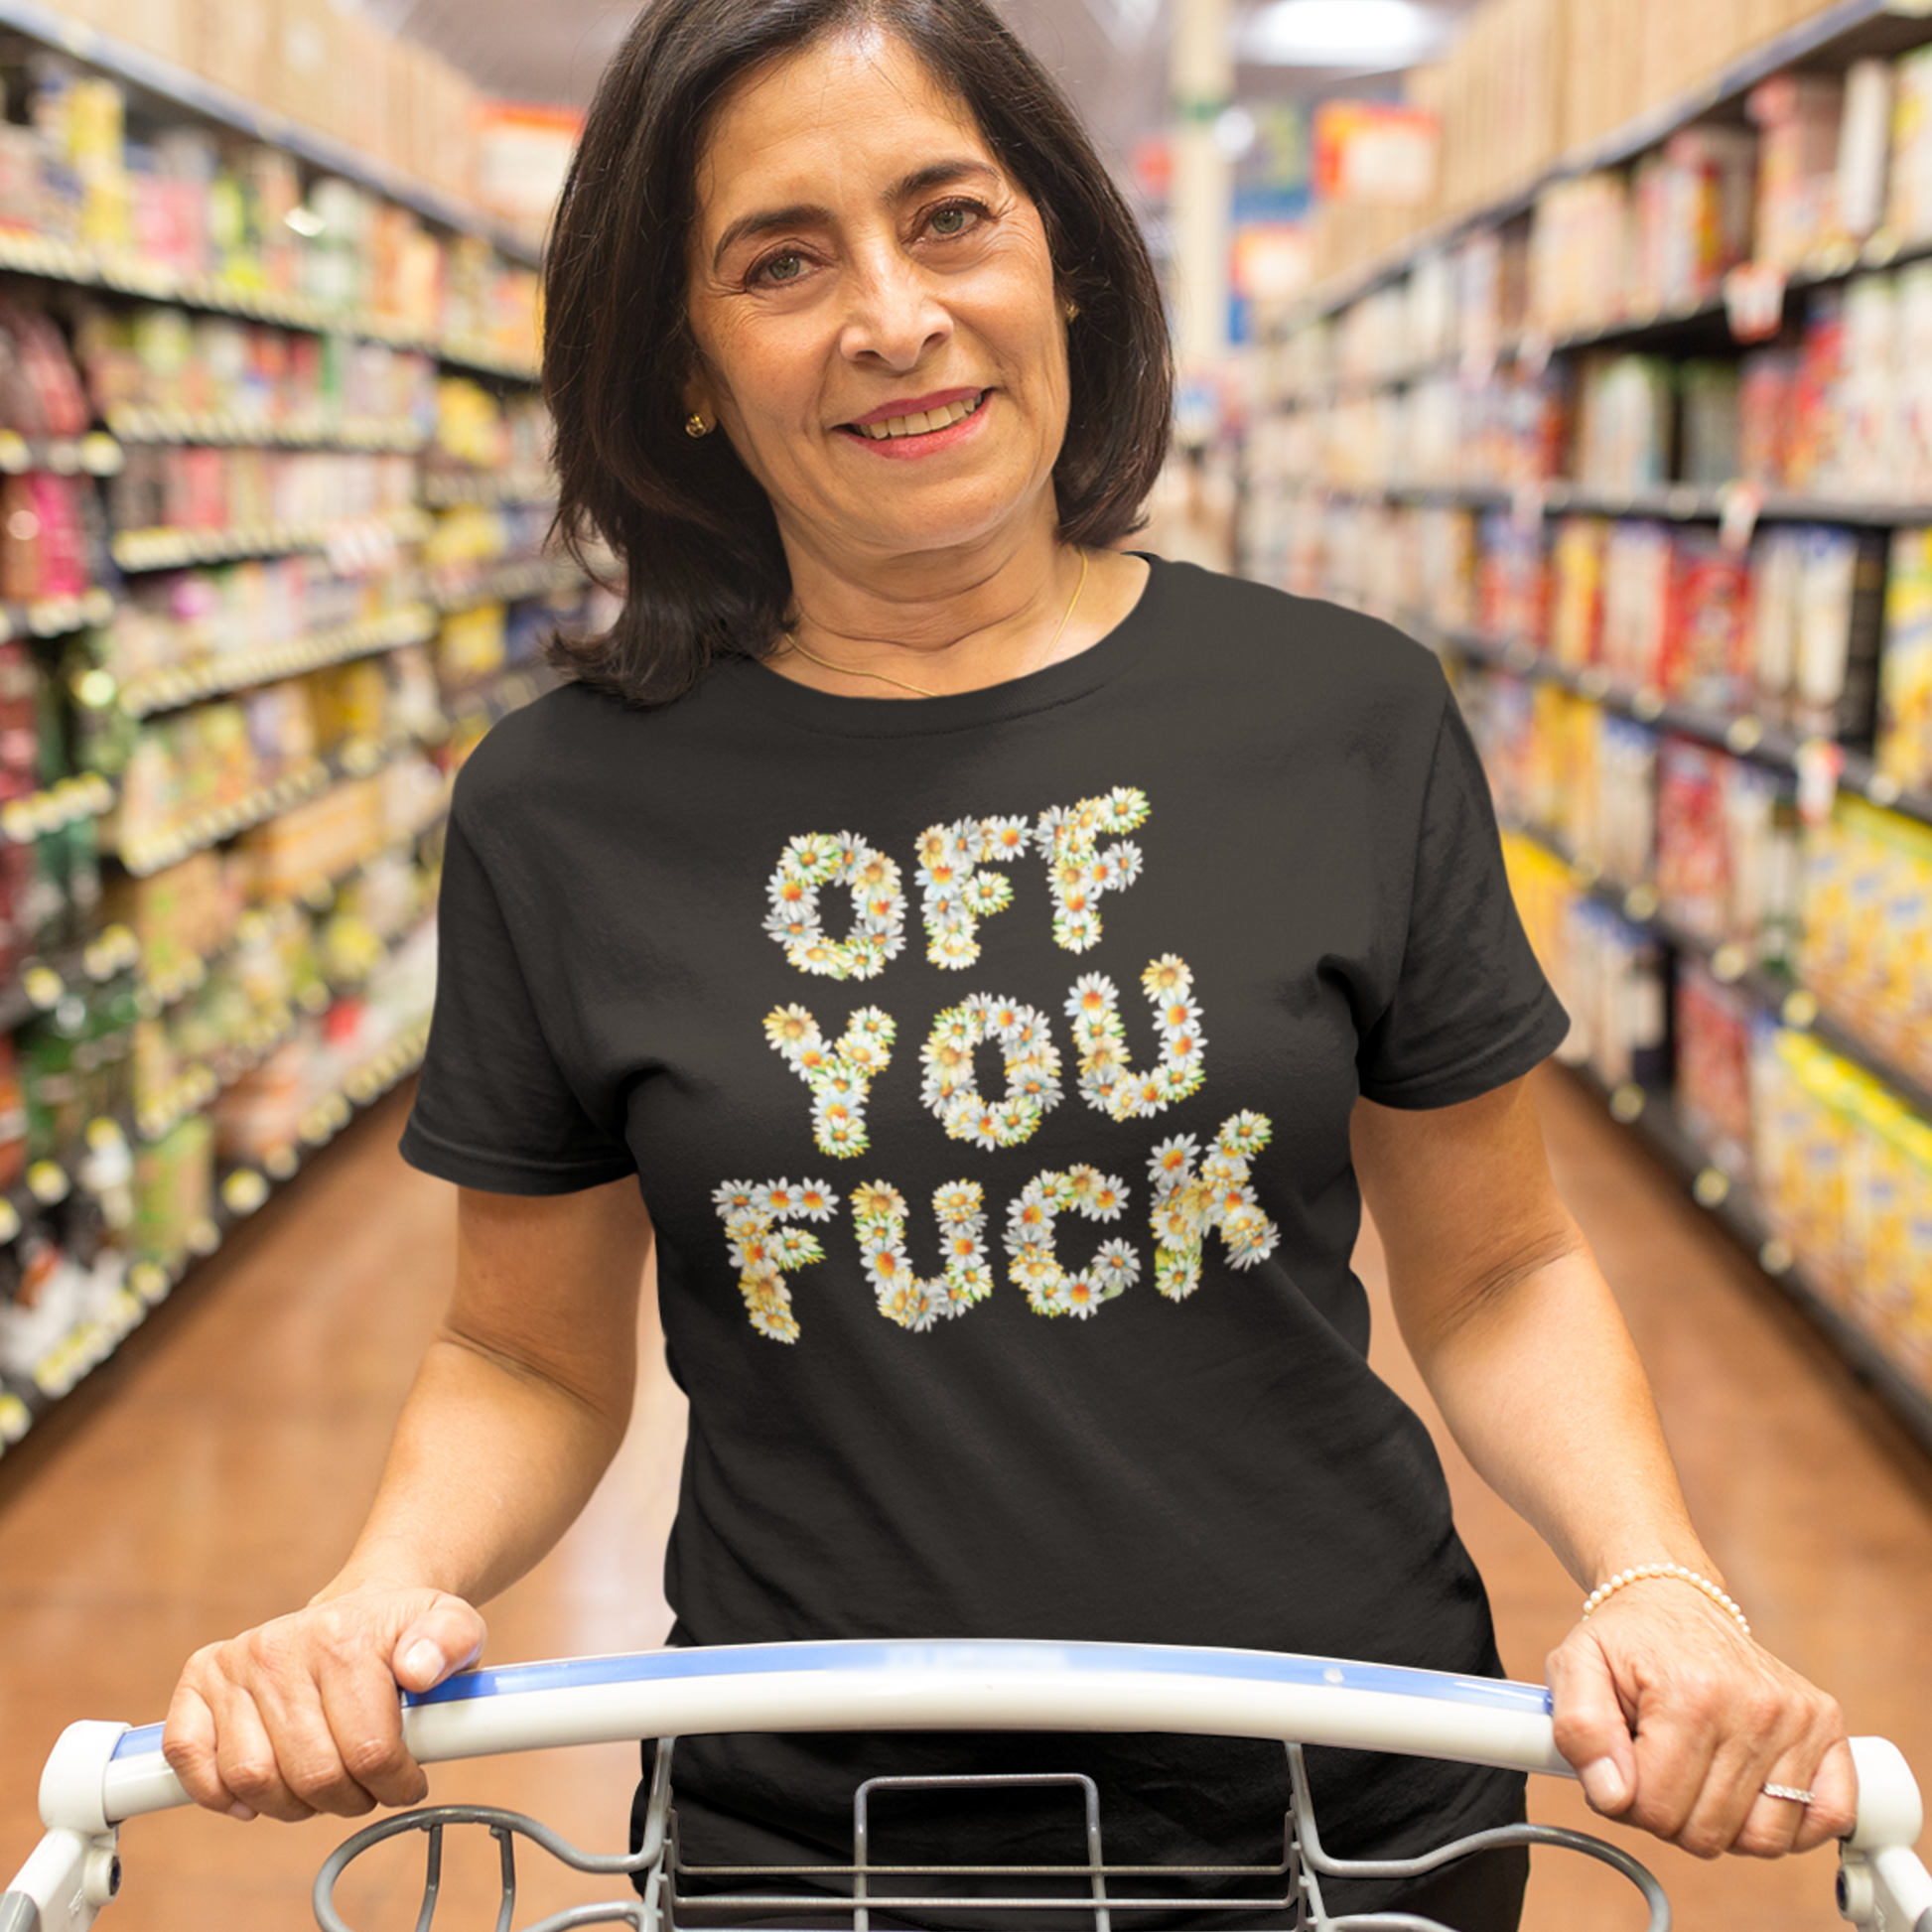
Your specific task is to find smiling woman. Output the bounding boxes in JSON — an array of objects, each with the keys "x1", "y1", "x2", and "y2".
[
  {"x1": 156, "y1": 2, "x2": 1858, "y2": 1928},
  {"x1": 540, "y1": 0, "x2": 1170, "y2": 705}
]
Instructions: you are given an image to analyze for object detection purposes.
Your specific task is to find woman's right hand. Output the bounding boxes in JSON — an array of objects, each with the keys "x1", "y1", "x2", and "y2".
[{"x1": 162, "y1": 1587, "x2": 486, "y2": 1821}]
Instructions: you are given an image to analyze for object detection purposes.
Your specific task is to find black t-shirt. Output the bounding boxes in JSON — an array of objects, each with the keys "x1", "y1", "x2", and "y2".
[{"x1": 399, "y1": 557, "x2": 1571, "y2": 1912}]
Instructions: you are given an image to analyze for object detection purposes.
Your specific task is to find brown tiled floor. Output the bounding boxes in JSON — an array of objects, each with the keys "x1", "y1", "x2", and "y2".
[{"x1": 1, "y1": 1070, "x2": 1928, "y2": 1929}]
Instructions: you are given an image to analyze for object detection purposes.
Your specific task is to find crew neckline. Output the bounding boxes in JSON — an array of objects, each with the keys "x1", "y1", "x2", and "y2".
[{"x1": 715, "y1": 552, "x2": 1173, "y2": 738}]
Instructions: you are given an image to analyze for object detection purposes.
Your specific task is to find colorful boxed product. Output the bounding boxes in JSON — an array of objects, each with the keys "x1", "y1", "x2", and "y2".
[
  {"x1": 1664, "y1": 536, "x2": 1752, "y2": 713},
  {"x1": 1878, "y1": 525, "x2": 1932, "y2": 793},
  {"x1": 1748, "y1": 72, "x2": 1846, "y2": 271},
  {"x1": 1600, "y1": 521, "x2": 1674, "y2": 691},
  {"x1": 1548, "y1": 516, "x2": 1607, "y2": 670},
  {"x1": 1675, "y1": 958, "x2": 1756, "y2": 1176},
  {"x1": 1799, "y1": 796, "x2": 1932, "y2": 1091}
]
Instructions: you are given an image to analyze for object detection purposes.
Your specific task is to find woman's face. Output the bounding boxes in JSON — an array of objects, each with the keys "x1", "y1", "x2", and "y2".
[{"x1": 684, "y1": 30, "x2": 1069, "y2": 574}]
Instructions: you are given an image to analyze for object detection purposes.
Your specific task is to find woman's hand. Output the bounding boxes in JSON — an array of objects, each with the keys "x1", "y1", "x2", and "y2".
[
  {"x1": 1547, "y1": 1583, "x2": 1858, "y2": 1858},
  {"x1": 162, "y1": 1587, "x2": 486, "y2": 1822}
]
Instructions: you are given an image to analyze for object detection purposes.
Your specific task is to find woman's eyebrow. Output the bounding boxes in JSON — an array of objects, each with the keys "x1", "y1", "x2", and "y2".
[{"x1": 710, "y1": 158, "x2": 1000, "y2": 270}]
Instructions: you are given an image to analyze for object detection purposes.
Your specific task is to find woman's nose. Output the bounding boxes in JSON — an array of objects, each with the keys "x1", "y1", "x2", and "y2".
[{"x1": 838, "y1": 256, "x2": 951, "y2": 369}]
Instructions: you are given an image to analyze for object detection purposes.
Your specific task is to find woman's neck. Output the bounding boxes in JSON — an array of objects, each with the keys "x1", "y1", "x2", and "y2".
[{"x1": 771, "y1": 519, "x2": 1105, "y2": 699}]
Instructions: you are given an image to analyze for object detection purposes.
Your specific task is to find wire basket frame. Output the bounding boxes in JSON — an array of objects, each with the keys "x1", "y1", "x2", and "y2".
[{"x1": 313, "y1": 1733, "x2": 1670, "y2": 1932}]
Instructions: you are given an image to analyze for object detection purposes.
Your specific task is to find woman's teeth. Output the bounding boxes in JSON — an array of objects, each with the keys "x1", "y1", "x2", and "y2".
[{"x1": 853, "y1": 393, "x2": 984, "y2": 440}]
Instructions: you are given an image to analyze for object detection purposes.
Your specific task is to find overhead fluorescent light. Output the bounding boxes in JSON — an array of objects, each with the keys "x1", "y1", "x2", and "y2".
[{"x1": 1240, "y1": 0, "x2": 1451, "y2": 69}]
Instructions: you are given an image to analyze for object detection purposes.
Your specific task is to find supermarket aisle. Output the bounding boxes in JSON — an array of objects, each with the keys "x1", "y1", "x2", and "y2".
[{"x1": 2, "y1": 1071, "x2": 1930, "y2": 1930}]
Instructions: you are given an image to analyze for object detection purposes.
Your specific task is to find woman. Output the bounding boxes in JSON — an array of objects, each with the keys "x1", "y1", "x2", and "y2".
[{"x1": 162, "y1": 0, "x2": 1856, "y2": 1925}]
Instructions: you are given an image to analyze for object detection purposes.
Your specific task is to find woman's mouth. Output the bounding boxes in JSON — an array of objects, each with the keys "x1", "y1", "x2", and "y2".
[{"x1": 843, "y1": 391, "x2": 988, "y2": 441}]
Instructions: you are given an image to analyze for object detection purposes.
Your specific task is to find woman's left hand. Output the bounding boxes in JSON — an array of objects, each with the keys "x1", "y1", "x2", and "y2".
[{"x1": 1546, "y1": 1583, "x2": 1859, "y2": 1858}]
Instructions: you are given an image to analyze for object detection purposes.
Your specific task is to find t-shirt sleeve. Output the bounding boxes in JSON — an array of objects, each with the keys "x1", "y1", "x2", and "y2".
[
  {"x1": 398, "y1": 803, "x2": 637, "y2": 1195},
  {"x1": 1354, "y1": 690, "x2": 1571, "y2": 1109}
]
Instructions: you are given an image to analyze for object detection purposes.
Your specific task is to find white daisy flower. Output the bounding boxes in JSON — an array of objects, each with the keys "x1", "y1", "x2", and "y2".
[
  {"x1": 1142, "y1": 954, "x2": 1190, "y2": 997},
  {"x1": 750, "y1": 1305, "x2": 800, "y2": 1343},
  {"x1": 1222, "y1": 1111, "x2": 1273, "y2": 1154},
  {"x1": 1114, "y1": 842, "x2": 1145, "y2": 887},
  {"x1": 1147, "y1": 1136, "x2": 1199, "y2": 1189},
  {"x1": 714, "y1": 1179, "x2": 759, "y2": 1211},
  {"x1": 795, "y1": 1181, "x2": 837, "y2": 1220},
  {"x1": 1065, "y1": 972, "x2": 1116, "y2": 1021},
  {"x1": 1088, "y1": 1174, "x2": 1127, "y2": 1220}
]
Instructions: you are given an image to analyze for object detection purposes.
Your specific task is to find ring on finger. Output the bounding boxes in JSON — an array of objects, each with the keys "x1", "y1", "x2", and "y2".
[{"x1": 1761, "y1": 1782, "x2": 1815, "y2": 1805}]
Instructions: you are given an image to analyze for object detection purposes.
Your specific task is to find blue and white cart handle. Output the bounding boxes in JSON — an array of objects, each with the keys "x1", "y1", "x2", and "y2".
[{"x1": 8, "y1": 1639, "x2": 1929, "y2": 1931}]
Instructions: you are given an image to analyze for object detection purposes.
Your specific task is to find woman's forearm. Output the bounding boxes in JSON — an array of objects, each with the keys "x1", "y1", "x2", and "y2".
[
  {"x1": 313, "y1": 1327, "x2": 635, "y2": 1611},
  {"x1": 1406, "y1": 1234, "x2": 1713, "y2": 1592}
]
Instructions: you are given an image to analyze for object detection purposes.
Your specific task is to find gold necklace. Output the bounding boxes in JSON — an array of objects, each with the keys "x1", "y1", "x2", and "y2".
[{"x1": 779, "y1": 550, "x2": 1090, "y2": 699}]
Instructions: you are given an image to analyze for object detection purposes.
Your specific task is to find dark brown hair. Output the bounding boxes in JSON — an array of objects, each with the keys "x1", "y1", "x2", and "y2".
[{"x1": 541, "y1": 0, "x2": 1173, "y2": 706}]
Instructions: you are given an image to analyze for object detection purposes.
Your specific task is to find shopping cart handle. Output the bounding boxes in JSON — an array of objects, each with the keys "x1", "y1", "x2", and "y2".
[
  {"x1": 59, "y1": 1639, "x2": 1571, "y2": 1828},
  {"x1": 23, "y1": 1641, "x2": 1926, "y2": 1864}
]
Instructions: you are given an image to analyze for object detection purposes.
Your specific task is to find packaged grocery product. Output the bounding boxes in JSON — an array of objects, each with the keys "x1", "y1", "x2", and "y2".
[
  {"x1": 1574, "y1": 354, "x2": 1674, "y2": 491},
  {"x1": 1738, "y1": 347, "x2": 1798, "y2": 487},
  {"x1": 1675, "y1": 959, "x2": 1756, "y2": 1175},
  {"x1": 1749, "y1": 72, "x2": 1846, "y2": 270},
  {"x1": 1879, "y1": 524, "x2": 1932, "y2": 791},
  {"x1": 1678, "y1": 360, "x2": 1741, "y2": 487},
  {"x1": 132, "y1": 1113, "x2": 213, "y2": 1265},
  {"x1": 1888, "y1": 42, "x2": 1932, "y2": 243},
  {"x1": 1664, "y1": 535, "x2": 1752, "y2": 712},
  {"x1": 1600, "y1": 521, "x2": 1674, "y2": 690},
  {"x1": 1548, "y1": 516, "x2": 1606, "y2": 669},
  {"x1": 1791, "y1": 525, "x2": 1886, "y2": 743}
]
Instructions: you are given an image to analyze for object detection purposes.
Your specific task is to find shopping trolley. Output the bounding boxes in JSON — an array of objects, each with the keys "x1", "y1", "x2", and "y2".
[{"x1": 7, "y1": 1640, "x2": 1930, "y2": 1931}]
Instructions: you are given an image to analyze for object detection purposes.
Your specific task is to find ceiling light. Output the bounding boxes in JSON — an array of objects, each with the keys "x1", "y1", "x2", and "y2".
[{"x1": 1239, "y1": 0, "x2": 1450, "y2": 69}]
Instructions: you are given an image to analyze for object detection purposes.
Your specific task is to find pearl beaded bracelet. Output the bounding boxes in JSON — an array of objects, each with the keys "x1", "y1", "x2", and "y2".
[{"x1": 1582, "y1": 1562, "x2": 1751, "y2": 1639}]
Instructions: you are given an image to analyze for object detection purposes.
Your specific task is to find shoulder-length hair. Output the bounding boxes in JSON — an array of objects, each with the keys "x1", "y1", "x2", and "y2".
[{"x1": 541, "y1": 0, "x2": 1173, "y2": 707}]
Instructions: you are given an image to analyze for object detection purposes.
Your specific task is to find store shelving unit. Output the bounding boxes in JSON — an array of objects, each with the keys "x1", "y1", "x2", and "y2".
[
  {"x1": 0, "y1": 9, "x2": 581, "y2": 1464},
  {"x1": 1288, "y1": 0, "x2": 1932, "y2": 332},
  {"x1": 1249, "y1": 2, "x2": 1932, "y2": 1456}
]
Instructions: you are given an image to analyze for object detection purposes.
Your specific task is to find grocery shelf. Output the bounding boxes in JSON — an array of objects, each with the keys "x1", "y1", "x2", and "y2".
[
  {"x1": 1411, "y1": 611, "x2": 1932, "y2": 830},
  {"x1": 0, "y1": 0, "x2": 540, "y2": 269},
  {"x1": 1559, "y1": 1060, "x2": 1932, "y2": 1465},
  {"x1": 0, "y1": 1016, "x2": 431, "y2": 1448},
  {"x1": 1292, "y1": 0, "x2": 1924, "y2": 326},
  {"x1": 110, "y1": 504, "x2": 430, "y2": 572},
  {"x1": 1508, "y1": 815, "x2": 1932, "y2": 1126},
  {"x1": 422, "y1": 472, "x2": 557, "y2": 510},
  {"x1": 431, "y1": 558, "x2": 586, "y2": 615},
  {"x1": 0, "y1": 923, "x2": 141, "y2": 1036},
  {"x1": 106, "y1": 408, "x2": 428, "y2": 454},
  {"x1": 0, "y1": 771, "x2": 115, "y2": 848},
  {"x1": 0, "y1": 587, "x2": 116, "y2": 642},
  {"x1": 0, "y1": 431, "x2": 121, "y2": 477},
  {"x1": 0, "y1": 227, "x2": 538, "y2": 380},
  {"x1": 115, "y1": 602, "x2": 438, "y2": 719},
  {"x1": 139, "y1": 815, "x2": 449, "y2": 1012},
  {"x1": 1297, "y1": 477, "x2": 1932, "y2": 530}
]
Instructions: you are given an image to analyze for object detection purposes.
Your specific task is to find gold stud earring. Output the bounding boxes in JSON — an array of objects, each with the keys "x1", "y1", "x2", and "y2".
[
  {"x1": 685, "y1": 412, "x2": 711, "y2": 438},
  {"x1": 1063, "y1": 299, "x2": 1080, "y2": 323}
]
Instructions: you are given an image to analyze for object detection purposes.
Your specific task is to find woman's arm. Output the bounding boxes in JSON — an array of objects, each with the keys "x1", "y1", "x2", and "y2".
[
  {"x1": 1351, "y1": 1075, "x2": 1857, "y2": 1860},
  {"x1": 163, "y1": 1175, "x2": 653, "y2": 1824}
]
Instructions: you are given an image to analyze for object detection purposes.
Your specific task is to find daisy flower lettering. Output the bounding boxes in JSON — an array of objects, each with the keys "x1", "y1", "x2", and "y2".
[
  {"x1": 1146, "y1": 1111, "x2": 1281, "y2": 1302},
  {"x1": 763, "y1": 1003, "x2": 897, "y2": 1158},
  {"x1": 713, "y1": 1176, "x2": 841, "y2": 1342},
  {"x1": 1034, "y1": 786, "x2": 1149, "y2": 954},
  {"x1": 915, "y1": 816, "x2": 1030, "y2": 969},
  {"x1": 852, "y1": 1178, "x2": 994, "y2": 1331},
  {"x1": 1004, "y1": 1166, "x2": 1141, "y2": 1317},
  {"x1": 763, "y1": 831, "x2": 906, "y2": 981},
  {"x1": 920, "y1": 993, "x2": 1065, "y2": 1149},
  {"x1": 1065, "y1": 953, "x2": 1207, "y2": 1121}
]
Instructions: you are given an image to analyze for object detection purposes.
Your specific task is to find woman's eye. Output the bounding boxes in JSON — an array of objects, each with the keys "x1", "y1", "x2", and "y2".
[
  {"x1": 755, "y1": 251, "x2": 805, "y2": 285},
  {"x1": 927, "y1": 202, "x2": 983, "y2": 238}
]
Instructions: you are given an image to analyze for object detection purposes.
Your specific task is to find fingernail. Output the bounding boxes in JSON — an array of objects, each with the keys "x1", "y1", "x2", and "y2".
[
  {"x1": 402, "y1": 1639, "x2": 447, "y2": 1686},
  {"x1": 1581, "y1": 1757, "x2": 1628, "y2": 1810},
  {"x1": 227, "y1": 1802, "x2": 256, "y2": 1823}
]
